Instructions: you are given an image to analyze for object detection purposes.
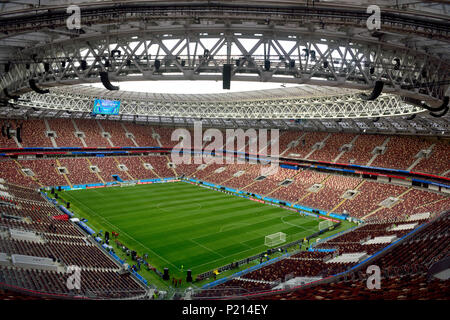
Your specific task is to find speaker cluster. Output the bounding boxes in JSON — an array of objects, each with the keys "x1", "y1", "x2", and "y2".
[{"x1": 1, "y1": 121, "x2": 22, "y2": 142}]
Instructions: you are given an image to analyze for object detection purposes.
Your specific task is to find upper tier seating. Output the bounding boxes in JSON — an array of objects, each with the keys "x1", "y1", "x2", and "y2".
[
  {"x1": 371, "y1": 136, "x2": 433, "y2": 170},
  {"x1": 1, "y1": 117, "x2": 449, "y2": 176},
  {"x1": 122, "y1": 123, "x2": 156, "y2": 147},
  {"x1": 0, "y1": 123, "x2": 20, "y2": 148},
  {"x1": 310, "y1": 133, "x2": 356, "y2": 162},
  {"x1": 154, "y1": 126, "x2": 179, "y2": 148},
  {"x1": 413, "y1": 140, "x2": 450, "y2": 175},
  {"x1": 20, "y1": 120, "x2": 52, "y2": 148},
  {"x1": 338, "y1": 134, "x2": 386, "y2": 165},
  {"x1": 278, "y1": 131, "x2": 303, "y2": 155},
  {"x1": 98, "y1": 121, "x2": 132, "y2": 147},
  {"x1": 74, "y1": 119, "x2": 109, "y2": 148},
  {"x1": 47, "y1": 119, "x2": 83, "y2": 148},
  {"x1": 289, "y1": 132, "x2": 329, "y2": 158}
]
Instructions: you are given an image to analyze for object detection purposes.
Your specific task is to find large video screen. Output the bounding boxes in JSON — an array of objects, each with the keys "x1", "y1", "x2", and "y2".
[{"x1": 92, "y1": 99, "x2": 121, "y2": 115}]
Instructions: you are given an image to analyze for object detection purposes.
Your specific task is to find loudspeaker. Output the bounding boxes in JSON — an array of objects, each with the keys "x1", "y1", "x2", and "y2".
[
  {"x1": 393, "y1": 58, "x2": 400, "y2": 70},
  {"x1": 3, "y1": 88, "x2": 20, "y2": 101},
  {"x1": 154, "y1": 59, "x2": 161, "y2": 70},
  {"x1": 80, "y1": 60, "x2": 87, "y2": 70},
  {"x1": 29, "y1": 79, "x2": 50, "y2": 94},
  {"x1": 264, "y1": 60, "x2": 270, "y2": 71},
  {"x1": 420, "y1": 96, "x2": 449, "y2": 112},
  {"x1": 44, "y1": 62, "x2": 50, "y2": 72},
  {"x1": 186, "y1": 270, "x2": 192, "y2": 282},
  {"x1": 222, "y1": 64, "x2": 232, "y2": 90},
  {"x1": 163, "y1": 267, "x2": 169, "y2": 280},
  {"x1": 16, "y1": 126, "x2": 22, "y2": 143},
  {"x1": 360, "y1": 81, "x2": 384, "y2": 101},
  {"x1": 290, "y1": 60, "x2": 295, "y2": 68},
  {"x1": 99, "y1": 72, "x2": 119, "y2": 91},
  {"x1": 429, "y1": 106, "x2": 449, "y2": 118}
]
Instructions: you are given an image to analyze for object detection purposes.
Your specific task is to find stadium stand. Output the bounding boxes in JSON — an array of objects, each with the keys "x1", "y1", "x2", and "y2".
[
  {"x1": 58, "y1": 158, "x2": 102, "y2": 185},
  {"x1": 0, "y1": 181, "x2": 147, "y2": 299},
  {"x1": 73, "y1": 119, "x2": 109, "y2": 148},
  {"x1": 288, "y1": 132, "x2": 329, "y2": 158},
  {"x1": 20, "y1": 120, "x2": 52, "y2": 148},
  {"x1": 0, "y1": 0, "x2": 449, "y2": 304},
  {"x1": 413, "y1": 140, "x2": 450, "y2": 175},
  {"x1": 310, "y1": 133, "x2": 356, "y2": 162},
  {"x1": 122, "y1": 122, "x2": 156, "y2": 147},
  {"x1": 338, "y1": 134, "x2": 388, "y2": 165},
  {"x1": 371, "y1": 136, "x2": 434, "y2": 170},
  {"x1": 18, "y1": 160, "x2": 67, "y2": 187},
  {"x1": 97, "y1": 120, "x2": 132, "y2": 147},
  {"x1": 256, "y1": 213, "x2": 449, "y2": 300},
  {"x1": 47, "y1": 119, "x2": 84, "y2": 148}
]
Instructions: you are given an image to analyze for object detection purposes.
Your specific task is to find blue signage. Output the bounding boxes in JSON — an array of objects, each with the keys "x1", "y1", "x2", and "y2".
[{"x1": 93, "y1": 99, "x2": 121, "y2": 115}]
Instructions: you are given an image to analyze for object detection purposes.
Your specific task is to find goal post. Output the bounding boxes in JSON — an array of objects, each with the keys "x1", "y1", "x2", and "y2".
[
  {"x1": 264, "y1": 232, "x2": 286, "y2": 247},
  {"x1": 318, "y1": 220, "x2": 334, "y2": 231},
  {"x1": 120, "y1": 181, "x2": 137, "y2": 187}
]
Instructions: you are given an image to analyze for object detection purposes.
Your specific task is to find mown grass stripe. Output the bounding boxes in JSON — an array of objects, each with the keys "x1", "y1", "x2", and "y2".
[{"x1": 62, "y1": 182, "x2": 327, "y2": 276}]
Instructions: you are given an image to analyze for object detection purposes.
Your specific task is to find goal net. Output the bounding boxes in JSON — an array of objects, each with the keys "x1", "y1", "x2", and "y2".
[
  {"x1": 120, "y1": 181, "x2": 137, "y2": 187},
  {"x1": 319, "y1": 220, "x2": 334, "y2": 231},
  {"x1": 264, "y1": 232, "x2": 286, "y2": 247}
]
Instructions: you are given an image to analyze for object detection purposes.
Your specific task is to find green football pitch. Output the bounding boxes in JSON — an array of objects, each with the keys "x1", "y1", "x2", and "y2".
[{"x1": 61, "y1": 181, "x2": 332, "y2": 278}]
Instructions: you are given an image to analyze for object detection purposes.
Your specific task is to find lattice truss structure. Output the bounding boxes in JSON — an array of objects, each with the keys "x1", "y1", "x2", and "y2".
[
  {"x1": 0, "y1": 1, "x2": 449, "y2": 106},
  {"x1": 17, "y1": 86, "x2": 422, "y2": 119},
  {"x1": 3, "y1": 31, "x2": 449, "y2": 102}
]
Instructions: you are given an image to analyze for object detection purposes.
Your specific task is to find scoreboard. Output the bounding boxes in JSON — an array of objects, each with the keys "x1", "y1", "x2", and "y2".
[{"x1": 92, "y1": 99, "x2": 121, "y2": 115}]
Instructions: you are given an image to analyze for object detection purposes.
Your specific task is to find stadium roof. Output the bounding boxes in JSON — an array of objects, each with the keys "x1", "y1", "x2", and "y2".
[{"x1": 0, "y1": 1, "x2": 449, "y2": 132}]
